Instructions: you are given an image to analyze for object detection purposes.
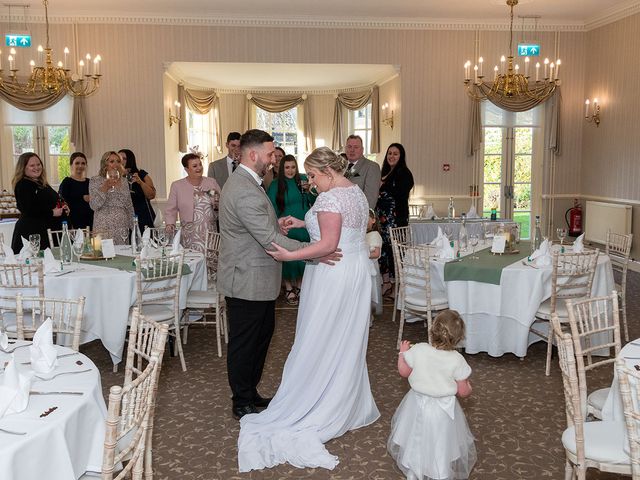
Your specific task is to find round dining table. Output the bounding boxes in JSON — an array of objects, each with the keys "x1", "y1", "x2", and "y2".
[{"x1": 0, "y1": 341, "x2": 106, "y2": 479}]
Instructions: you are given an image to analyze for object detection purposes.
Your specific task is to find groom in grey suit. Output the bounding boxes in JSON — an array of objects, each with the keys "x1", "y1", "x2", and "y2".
[
  {"x1": 218, "y1": 129, "x2": 306, "y2": 420},
  {"x1": 345, "y1": 134, "x2": 381, "y2": 209}
]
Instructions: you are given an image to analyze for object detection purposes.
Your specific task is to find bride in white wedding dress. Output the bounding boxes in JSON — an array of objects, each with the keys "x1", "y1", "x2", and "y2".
[{"x1": 237, "y1": 147, "x2": 380, "y2": 472}]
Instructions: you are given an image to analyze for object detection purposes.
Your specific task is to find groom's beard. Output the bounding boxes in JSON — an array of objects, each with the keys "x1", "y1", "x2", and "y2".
[{"x1": 257, "y1": 161, "x2": 273, "y2": 179}]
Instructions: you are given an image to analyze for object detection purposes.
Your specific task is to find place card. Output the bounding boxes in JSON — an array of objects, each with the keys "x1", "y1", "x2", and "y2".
[
  {"x1": 101, "y1": 239, "x2": 116, "y2": 259},
  {"x1": 491, "y1": 235, "x2": 506, "y2": 254}
]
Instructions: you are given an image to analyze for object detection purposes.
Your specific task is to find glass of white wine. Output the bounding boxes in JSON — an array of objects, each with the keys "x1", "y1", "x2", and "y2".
[{"x1": 106, "y1": 168, "x2": 120, "y2": 192}]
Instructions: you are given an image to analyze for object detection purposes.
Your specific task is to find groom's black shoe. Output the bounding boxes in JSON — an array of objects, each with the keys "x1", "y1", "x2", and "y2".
[
  {"x1": 253, "y1": 395, "x2": 272, "y2": 408},
  {"x1": 232, "y1": 404, "x2": 258, "y2": 420}
]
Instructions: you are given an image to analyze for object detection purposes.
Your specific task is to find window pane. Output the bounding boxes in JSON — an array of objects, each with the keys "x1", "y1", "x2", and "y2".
[
  {"x1": 483, "y1": 183, "x2": 501, "y2": 210},
  {"x1": 514, "y1": 155, "x2": 531, "y2": 183},
  {"x1": 513, "y1": 184, "x2": 531, "y2": 211},
  {"x1": 514, "y1": 127, "x2": 533, "y2": 154},
  {"x1": 48, "y1": 126, "x2": 71, "y2": 182},
  {"x1": 12, "y1": 126, "x2": 34, "y2": 156},
  {"x1": 484, "y1": 127, "x2": 502, "y2": 154},
  {"x1": 483, "y1": 155, "x2": 501, "y2": 183}
]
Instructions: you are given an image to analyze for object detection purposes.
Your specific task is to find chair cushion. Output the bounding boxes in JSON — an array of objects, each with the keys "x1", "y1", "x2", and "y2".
[
  {"x1": 562, "y1": 420, "x2": 629, "y2": 465},
  {"x1": 404, "y1": 292, "x2": 448, "y2": 310},
  {"x1": 536, "y1": 297, "x2": 570, "y2": 320},
  {"x1": 185, "y1": 290, "x2": 219, "y2": 308},
  {"x1": 588, "y1": 388, "x2": 610, "y2": 413},
  {"x1": 139, "y1": 304, "x2": 175, "y2": 323}
]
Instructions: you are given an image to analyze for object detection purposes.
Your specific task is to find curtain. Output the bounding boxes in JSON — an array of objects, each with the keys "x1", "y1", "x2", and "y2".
[
  {"x1": 245, "y1": 93, "x2": 315, "y2": 152},
  {"x1": 467, "y1": 97, "x2": 482, "y2": 157},
  {"x1": 178, "y1": 85, "x2": 187, "y2": 153},
  {"x1": 331, "y1": 86, "x2": 380, "y2": 153},
  {"x1": 545, "y1": 89, "x2": 562, "y2": 156},
  {"x1": 0, "y1": 84, "x2": 67, "y2": 111},
  {"x1": 183, "y1": 88, "x2": 222, "y2": 151},
  {"x1": 70, "y1": 97, "x2": 91, "y2": 156}
]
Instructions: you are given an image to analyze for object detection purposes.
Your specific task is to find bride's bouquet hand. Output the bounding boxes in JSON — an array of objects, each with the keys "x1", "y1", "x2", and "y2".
[{"x1": 266, "y1": 242, "x2": 292, "y2": 262}]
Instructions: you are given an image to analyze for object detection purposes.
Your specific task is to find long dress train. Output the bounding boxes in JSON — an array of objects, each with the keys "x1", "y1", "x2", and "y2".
[{"x1": 238, "y1": 185, "x2": 380, "y2": 472}]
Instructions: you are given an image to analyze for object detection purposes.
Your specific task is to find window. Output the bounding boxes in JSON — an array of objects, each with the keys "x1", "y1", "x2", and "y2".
[
  {"x1": 481, "y1": 103, "x2": 542, "y2": 240},
  {"x1": 9, "y1": 125, "x2": 71, "y2": 184},
  {"x1": 186, "y1": 109, "x2": 216, "y2": 168},
  {"x1": 256, "y1": 107, "x2": 299, "y2": 156},
  {"x1": 348, "y1": 103, "x2": 375, "y2": 159}
]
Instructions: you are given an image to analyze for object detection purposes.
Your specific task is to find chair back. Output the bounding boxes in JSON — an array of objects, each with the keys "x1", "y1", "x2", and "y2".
[
  {"x1": 408, "y1": 204, "x2": 424, "y2": 218},
  {"x1": 124, "y1": 308, "x2": 169, "y2": 386},
  {"x1": 549, "y1": 250, "x2": 599, "y2": 314},
  {"x1": 551, "y1": 314, "x2": 586, "y2": 463},
  {"x1": 135, "y1": 252, "x2": 184, "y2": 316},
  {"x1": 15, "y1": 293, "x2": 85, "y2": 351},
  {"x1": 204, "y1": 230, "x2": 221, "y2": 282},
  {"x1": 0, "y1": 262, "x2": 44, "y2": 331},
  {"x1": 390, "y1": 226, "x2": 412, "y2": 247},
  {"x1": 566, "y1": 292, "x2": 621, "y2": 409},
  {"x1": 616, "y1": 357, "x2": 640, "y2": 479},
  {"x1": 606, "y1": 230, "x2": 633, "y2": 275},
  {"x1": 101, "y1": 355, "x2": 160, "y2": 480},
  {"x1": 47, "y1": 226, "x2": 90, "y2": 248}
]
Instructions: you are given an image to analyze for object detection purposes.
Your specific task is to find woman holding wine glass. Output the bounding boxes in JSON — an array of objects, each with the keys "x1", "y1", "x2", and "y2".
[
  {"x1": 58, "y1": 152, "x2": 93, "y2": 229},
  {"x1": 89, "y1": 151, "x2": 134, "y2": 245},
  {"x1": 118, "y1": 149, "x2": 156, "y2": 231}
]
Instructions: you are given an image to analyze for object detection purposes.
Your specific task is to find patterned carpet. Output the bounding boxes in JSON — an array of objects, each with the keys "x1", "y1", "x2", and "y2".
[{"x1": 83, "y1": 272, "x2": 639, "y2": 480}]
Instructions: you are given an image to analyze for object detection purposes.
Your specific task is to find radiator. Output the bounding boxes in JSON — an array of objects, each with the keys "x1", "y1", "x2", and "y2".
[{"x1": 584, "y1": 201, "x2": 632, "y2": 244}]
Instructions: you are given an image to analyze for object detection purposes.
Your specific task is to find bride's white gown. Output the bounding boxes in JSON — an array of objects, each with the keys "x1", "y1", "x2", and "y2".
[{"x1": 238, "y1": 185, "x2": 380, "y2": 472}]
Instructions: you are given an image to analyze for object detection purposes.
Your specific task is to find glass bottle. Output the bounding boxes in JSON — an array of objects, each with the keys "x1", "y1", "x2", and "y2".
[
  {"x1": 458, "y1": 213, "x2": 468, "y2": 252},
  {"x1": 60, "y1": 221, "x2": 73, "y2": 265},
  {"x1": 132, "y1": 215, "x2": 143, "y2": 253},
  {"x1": 532, "y1": 215, "x2": 542, "y2": 253},
  {"x1": 448, "y1": 197, "x2": 455, "y2": 219},
  {"x1": 490, "y1": 208, "x2": 497, "y2": 221}
]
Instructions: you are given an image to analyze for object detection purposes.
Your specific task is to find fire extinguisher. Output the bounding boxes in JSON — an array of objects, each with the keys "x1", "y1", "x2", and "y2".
[{"x1": 565, "y1": 199, "x2": 582, "y2": 237}]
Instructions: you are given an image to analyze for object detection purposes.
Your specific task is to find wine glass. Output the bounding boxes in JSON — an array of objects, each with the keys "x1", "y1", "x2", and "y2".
[
  {"x1": 28, "y1": 234, "x2": 40, "y2": 258},
  {"x1": 470, "y1": 234, "x2": 479, "y2": 259},
  {"x1": 154, "y1": 229, "x2": 167, "y2": 255},
  {"x1": 125, "y1": 172, "x2": 135, "y2": 193},
  {"x1": 443, "y1": 225, "x2": 453, "y2": 246},
  {"x1": 556, "y1": 227, "x2": 567, "y2": 246},
  {"x1": 106, "y1": 168, "x2": 120, "y2": 192},
  {"x1": 72, "y1": 240, "x2": 84, "y2": 266}
]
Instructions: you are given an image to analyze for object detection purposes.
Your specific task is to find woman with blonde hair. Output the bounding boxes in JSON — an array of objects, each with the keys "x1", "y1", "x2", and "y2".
[
  {"x1": 238, "y1": 146, "x2": 379, "y2": 472},
  {"x1": 11, "y1": 152, "x2": 66, "y2": 252},
  {"x1": 89, "y1": 151, "x2": 134, "y2": 244}
]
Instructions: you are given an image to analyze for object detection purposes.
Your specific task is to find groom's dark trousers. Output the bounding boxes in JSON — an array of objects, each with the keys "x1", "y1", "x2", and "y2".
[{"x1": 226, "y1": 297, "x2": 276, "y2": 408}]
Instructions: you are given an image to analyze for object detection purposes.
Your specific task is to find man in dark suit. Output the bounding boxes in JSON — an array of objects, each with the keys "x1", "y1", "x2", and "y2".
[
  {"x1": 207, "y1": 131, "x2": 241, "y2": 188},
  {"x1": 344, "y1": 134, "x2": 382, "y2": 209}
]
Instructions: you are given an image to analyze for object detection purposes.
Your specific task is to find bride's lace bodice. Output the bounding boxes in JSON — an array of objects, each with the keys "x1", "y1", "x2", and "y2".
[{"x1": 305, "y1": 185, "x2": 369, "y2": 246}]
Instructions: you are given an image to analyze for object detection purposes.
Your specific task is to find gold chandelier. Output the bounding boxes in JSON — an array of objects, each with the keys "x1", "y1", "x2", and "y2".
[
  {"x1": 0, "y1": 0, "x2": 102, "y2": 97},
  {"x1": 463, "y1": 0, "x2": 560, "y2": 102}
]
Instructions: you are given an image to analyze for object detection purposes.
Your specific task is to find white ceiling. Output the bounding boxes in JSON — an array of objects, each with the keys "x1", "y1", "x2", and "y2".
[
  {"x1": 8, "y1": 0, "x2": 640, "y2": 27},
  {"x1": 168, "y1": 63, "x2": 399, "y2": 91}
]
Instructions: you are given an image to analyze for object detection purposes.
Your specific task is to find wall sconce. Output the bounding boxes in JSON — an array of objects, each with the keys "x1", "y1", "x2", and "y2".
[
  {"x1": 584, "y1": 98, "x2": 600, "y2": 127},
  {"x1": 381, "y1": 102, "x2": 394, "y2": 129},
  {"x1": 168, "y1": 101, "x2": 181, "y2": 128}
]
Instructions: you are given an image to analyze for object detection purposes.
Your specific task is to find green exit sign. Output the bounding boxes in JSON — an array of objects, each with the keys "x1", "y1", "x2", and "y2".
[
  {"x1": 5, "y1": 34, "x2": 32, "y2": 48},
  {"x1": 517, "y1": 44, "x2": 540, "y2": 56}
]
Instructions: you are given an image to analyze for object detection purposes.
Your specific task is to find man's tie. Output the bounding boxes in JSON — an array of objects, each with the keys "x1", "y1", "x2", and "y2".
[
  {"x1": 347, "y1": 162, "x2": 354, "y2": 171},
  {"x1": 232, "y1": 160, "x2": 238, "y2": 172}
]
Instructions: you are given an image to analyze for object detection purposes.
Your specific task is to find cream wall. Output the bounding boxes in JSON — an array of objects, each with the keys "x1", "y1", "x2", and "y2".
[{"x1": 0, "y1": 21, "x2": 588, "y2": 216}]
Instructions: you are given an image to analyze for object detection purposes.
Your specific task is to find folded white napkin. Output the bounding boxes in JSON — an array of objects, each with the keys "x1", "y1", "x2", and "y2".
[
  {"x1": 74, "y1": 229, "x2": 84, "y2": 249},
  {"x1": 573, "y1": 233, "x2": 585, "y2": 253},
  {"x1": 142, "y1": 227, "x2": 151, "y2": 241},
  {"x1": 171, "y1": 229, "x2": 183, "y2": 255},
  {"x1": 43, "y1": 248, "x2": 62, "y2": 274},
  {"x1": 0, "y1": 329, "x2": 8, "y2": 351},
  {"x1": 2, "y1": 243, "x2": 16, "y2": 263},
  {"x1": 466, "y1": 205, "x2": 480, "y2": 219},
  {"x1": 0, "y1": 357, "x2": 33, "y2": 419},
  {"x1": 530, "y1": 239, "x2": 552, "y2": 267},
  {"x1": 29, "y1": 318, "x2": 59, "y2": 374},
  {"x1": 16, "y1": 237, "x2": 30, "y2": 261},
  {"x1": 423, "y1": 205, "x2": 437, "y2": 219},
  {"x1": 430, "y1": 227, "x2": 455, "y2": 260}
]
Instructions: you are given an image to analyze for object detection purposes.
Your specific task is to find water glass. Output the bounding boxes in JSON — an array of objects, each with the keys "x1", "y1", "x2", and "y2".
[
  {"x1": 470, "y1": 234, "x2": 479, "y2": 259},
  {"x1": 28, "y1": 234, "x2": 40, "y2": 257},
  {"x1": 556, "y1": 227, "x2": 567, "y2": 246}
]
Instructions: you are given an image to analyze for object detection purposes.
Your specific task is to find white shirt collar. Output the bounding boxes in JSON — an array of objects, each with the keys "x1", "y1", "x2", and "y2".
[
  {"x1": 226, "y1": 156, "x2": 235, "y2": 165},
  {"x1": 238, "y1": 163, "x2": 263, "y2": 186}
]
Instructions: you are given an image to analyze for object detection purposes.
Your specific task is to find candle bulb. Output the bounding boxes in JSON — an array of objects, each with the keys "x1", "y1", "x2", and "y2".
[
  {"x1": 585, "y1": 99, "x2": 590, "y2": 118},
  {"x1": 524, "y1": 56, "x2": 530, "y2": 77},
  {"x1": 79, "y1": 59, "x2": 85, "y2": 76},
  {"x1": 515, "y1": 64, "x2": 519, "y2": 74},
  {"x1": 535, "y1": 62, "x2": 540, "y2": 82},
  {"x1": 30, "y1": 59, "x2": 35, "y2": 73},
  {"x1": 63, "y1": 47, "x2": 69, "y2": 69},
  {"x1": 493, "y1": 65, "x2": 498, "y2": 82},
  {"x1": 57, "y1": 61, "x2": 63, "y2": 68},
  {"x1": 95, "y1": 55, "x2": 101, "y2": 75},
  {"x1": 478, "y1": 56, "x2": 484, "y2": 77},
  {"x1": 37, "y1": 45, "x2": 43, "y2": 65},
  {"x1": 0, "y1": 50, "x2": 3, "y2": 70},
  {"x1": 500, "y1": 55, "x2": 506, "y2": 75},
  {"x1": 8, "y1": 55, "x2": 14, "y2": 71},
  {"x1": 473, "y1": 65, "x2": 478, "y2": 83},
  {"x1": 593, "y1": 98, "x2": 599, "y2": 112},
  {"x1": 543, "y1": 58, "x2": 549, "y2": 79},
  {"x1": 549, "y1": 62, "x2": 555, "y2": 82},
  {"x1": 555, "y1": 59, "x2": 561, "y2": 79}
]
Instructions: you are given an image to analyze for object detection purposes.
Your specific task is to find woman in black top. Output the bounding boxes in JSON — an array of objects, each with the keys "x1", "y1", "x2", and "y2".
[
  {"x1": 375, "y1": 143, "x2": 415, "y2": 297},
  {"x1": 11, "y1": 152, "x2": 66, "y2": 253},
  {"x1": 118, "y1": 149, "x2": 156, "y2": 231},
  {"x1": 58, "y1": 152, "x2": 93, "y2": 229}
]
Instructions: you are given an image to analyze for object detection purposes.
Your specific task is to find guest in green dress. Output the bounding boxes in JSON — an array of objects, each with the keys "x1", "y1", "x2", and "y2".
[{"x1": 267, "y1": 155, "x2": 314, "y2": 305}]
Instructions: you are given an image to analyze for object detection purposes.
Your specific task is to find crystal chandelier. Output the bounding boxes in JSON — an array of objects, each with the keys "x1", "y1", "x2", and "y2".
[
  {"x1": 0, "y1": 0, "x2": 102, "y2": 97},
  {"x1": 463, "y1": 0, "x2": 560, "y2": 102}
]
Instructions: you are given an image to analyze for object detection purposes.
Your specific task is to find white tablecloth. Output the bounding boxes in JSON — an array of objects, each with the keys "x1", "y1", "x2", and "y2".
[
  {"x1": 602, "y1": 341, "x2": 640, "y2": 421},
  {"x1": 1, "y1": 247, "x2": 207, "y2": 365},
  {"x1": 0, "y1": 342, "x2": 106, "y2": 479},
  {"x1": 411, "y1": 242, "x2": 614, "y2": 357},
  {"x1": 0, "y1": 220, "x2": 17, "y2": 245}
]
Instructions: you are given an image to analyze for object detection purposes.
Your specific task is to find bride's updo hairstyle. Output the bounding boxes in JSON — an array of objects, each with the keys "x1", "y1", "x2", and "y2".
[{"x1": 304, "y1": 146, "x2": 348, "y2": 175}]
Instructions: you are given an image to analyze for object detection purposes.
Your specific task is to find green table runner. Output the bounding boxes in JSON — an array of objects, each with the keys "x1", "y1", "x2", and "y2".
[
  {"x1": 53, "y1": 249, "x2": 192, "y2": 276},
  {"x1": 443, "y1": 241, "x2": 531, "y2": 285}
]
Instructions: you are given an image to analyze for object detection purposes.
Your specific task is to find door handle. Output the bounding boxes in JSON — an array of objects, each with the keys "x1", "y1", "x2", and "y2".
[{"x1": 503, "y1": 185, "x2": 514, "y2": 199}]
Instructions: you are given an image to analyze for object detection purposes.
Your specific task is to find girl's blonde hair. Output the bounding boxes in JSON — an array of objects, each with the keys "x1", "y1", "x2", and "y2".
[
  {"x1": 430, "y1": 310, "x2": 466, "y2": 351},
  {"x1": 98, "y1": 151, "x2": 121, "y2": 177},
  {"x1": 12, "y1": 152, "x2": 47, "y2": 190},
  {"x1": 304, "y1": 146, "x2": 347, "y2": 175}
]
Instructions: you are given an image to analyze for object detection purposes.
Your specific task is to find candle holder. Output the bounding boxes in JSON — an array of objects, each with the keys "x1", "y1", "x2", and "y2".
[{"x1": 584, "y1": 98, "x2": 601, "y2": 127}]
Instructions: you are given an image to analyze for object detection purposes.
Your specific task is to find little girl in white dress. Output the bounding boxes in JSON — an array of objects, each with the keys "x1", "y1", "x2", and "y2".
[
  {"x1": 366, "y1": 209, "x2": 383, "y2": 316},
  {"x1": 388, "y1": 310, "x2": 476, "y2": 480}
]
